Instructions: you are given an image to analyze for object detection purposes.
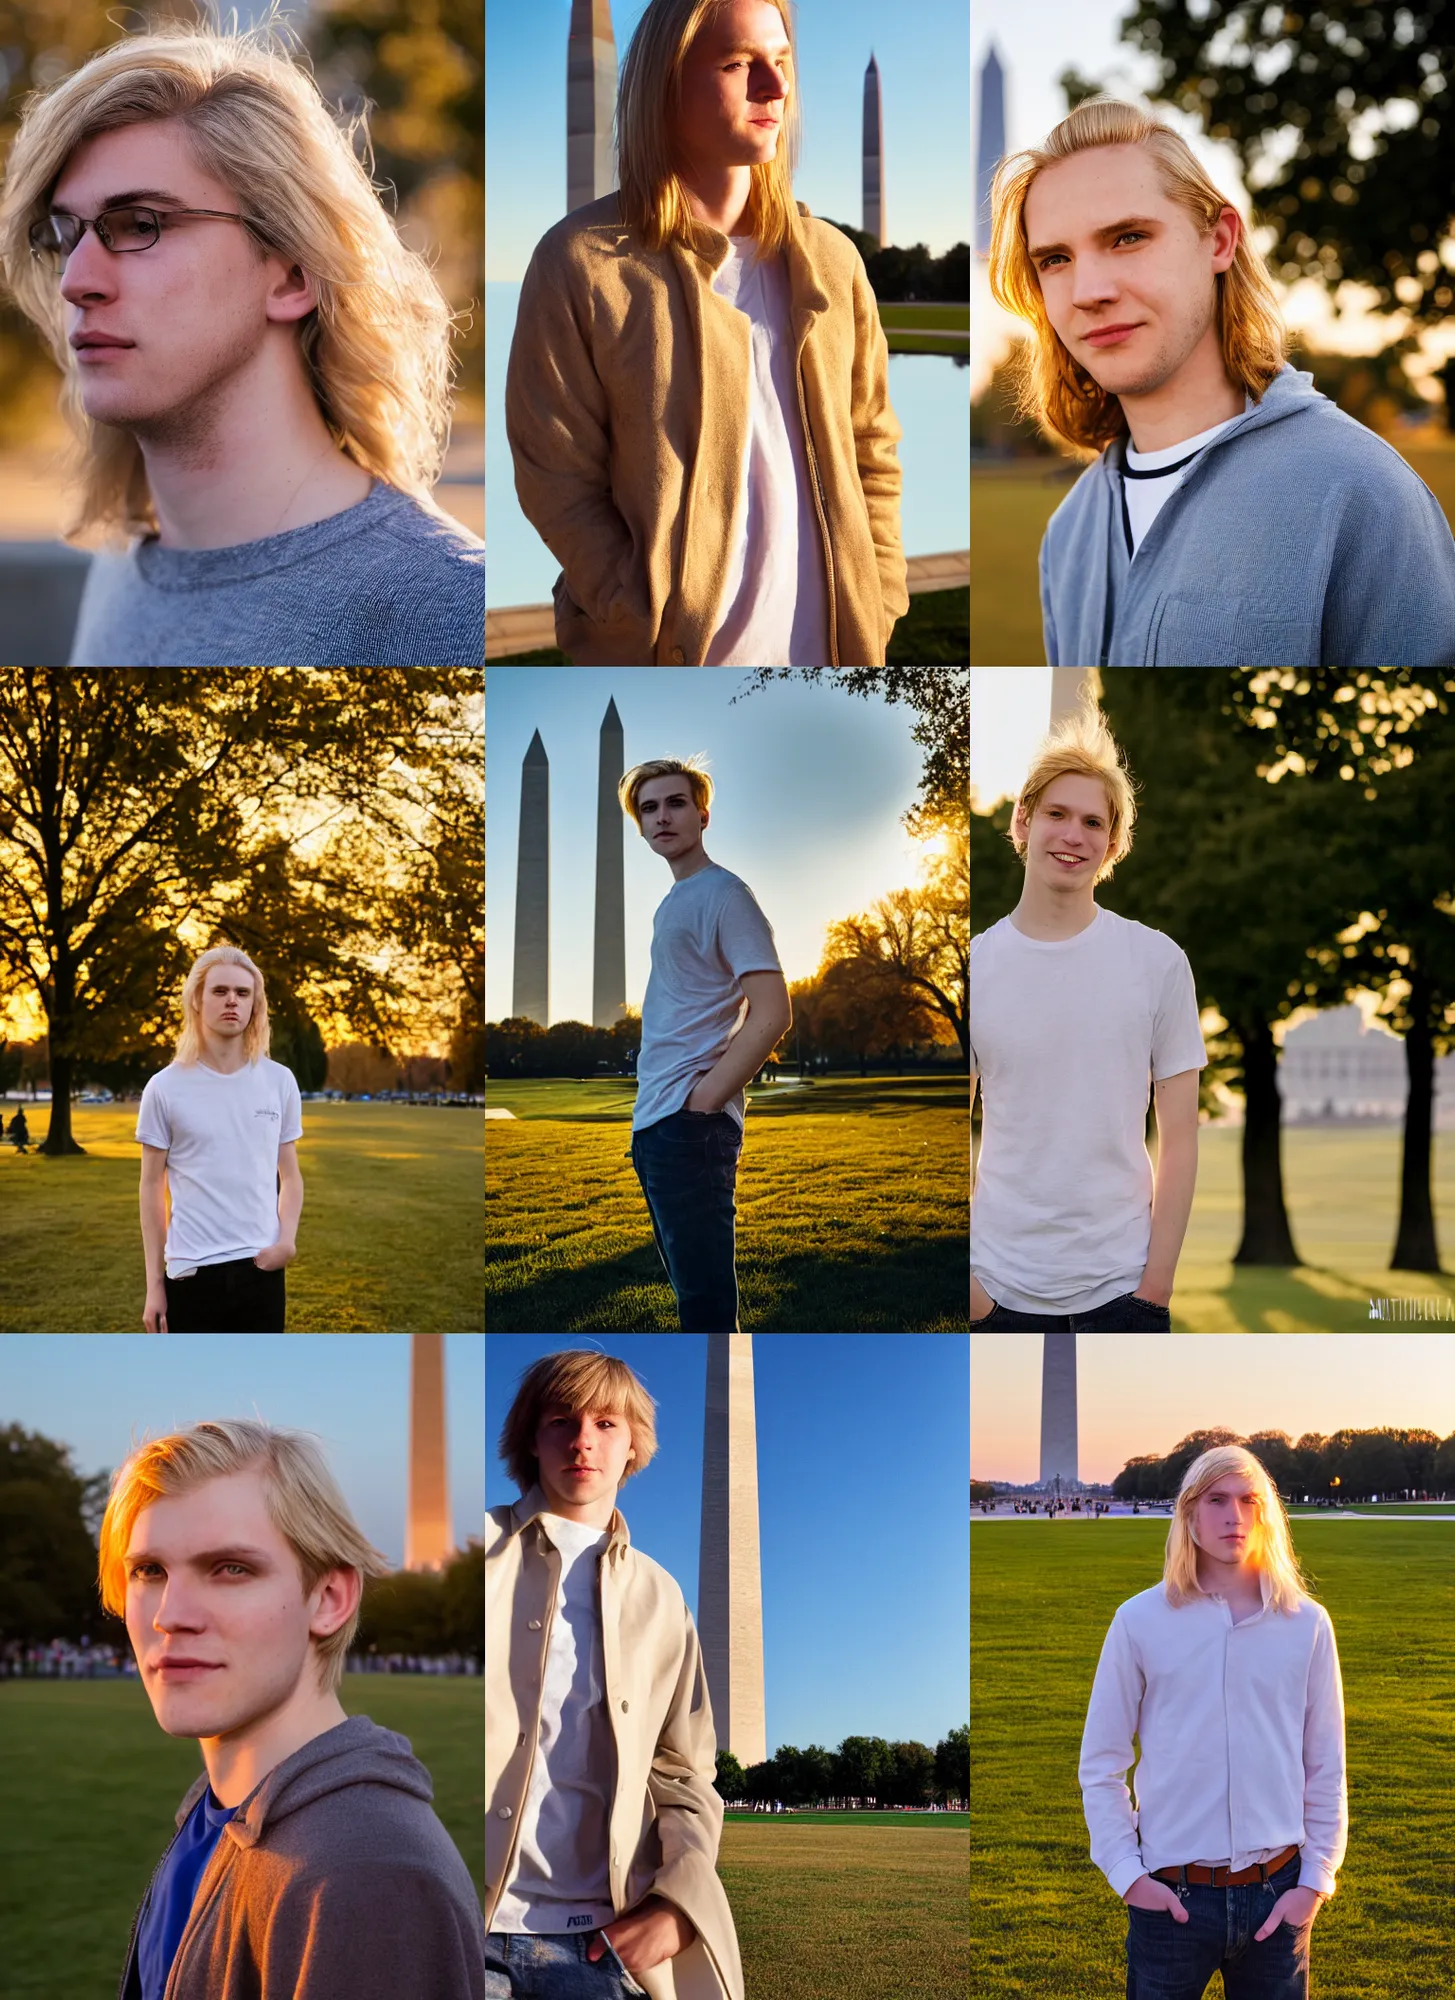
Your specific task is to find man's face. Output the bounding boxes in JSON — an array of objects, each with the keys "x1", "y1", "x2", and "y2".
[
  {"x1": 1014, "y1": 775, "x2": 1112, "y2": 887},
  {"x1": 1193, "y1": 1476, "x2": 1263, "y2": 1567},
  {"x1": 672, "y1": 0, "x2": 791, "y2": 184},
  {"x1": 49, "y1": 119, "x2": 310, "y2": 442},
  {"x1": 637, "y1": 776, "x2": 707, "y2": 856},
  {"x1": 124, "y1": 1467, "x2": 346, "y2": 1738},
  {"x1": 1023, "y1": 143, "x2": 1238, "y2": 403},
  {"x1": 198, "y1": 966, "x2": 255, "y2": 1043},
  {"x1": 534, "y1": 1404, "x2": 636, "y2": 1514}
]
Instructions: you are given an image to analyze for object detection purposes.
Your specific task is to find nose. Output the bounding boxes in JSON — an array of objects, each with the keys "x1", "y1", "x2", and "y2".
[
  {"x1": 59, "y1": 227, "x2": 119, "y2": 309},
  {"x1": 753, "y1": 63, "x2": 786, "y2": 100},
  {"x1": 1069, "y1": 255, "x2": 1120, "y2": 312}
]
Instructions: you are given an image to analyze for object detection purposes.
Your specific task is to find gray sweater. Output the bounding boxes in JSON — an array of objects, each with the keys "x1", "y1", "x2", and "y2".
[
  {"x1": 118, "y1": 1712, "x2": 485, "y2": 2000},
  {"x1": 69, "y1": 483, "x2": 484, "y2": 666}
]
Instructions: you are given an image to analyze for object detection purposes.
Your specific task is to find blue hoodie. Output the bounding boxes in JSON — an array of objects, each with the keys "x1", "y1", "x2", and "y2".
[{"x1": 1038, "y1": 364, "x2": 1455, "y2": 667}]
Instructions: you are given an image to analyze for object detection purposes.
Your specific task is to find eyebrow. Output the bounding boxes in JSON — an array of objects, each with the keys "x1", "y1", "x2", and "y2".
[
  {"x1": 52, "y1": 187, "x2": 190, "y2": 214},
  {"x1": 719, "y1": 40, "x2": 793, "y2": 57},
  {"x1": 1027, "y1": 214, "x2": 1162, "y2": 263},
  {"x1": 641, "y1": 790, "x2": 689, "y2": 806},
  {"x1": 1206, "y1": 1491, "x2": 1256, "y2": 1501},
  {"x1": 125, "y1": 1544, "x2": 274, "y2": 1567}
]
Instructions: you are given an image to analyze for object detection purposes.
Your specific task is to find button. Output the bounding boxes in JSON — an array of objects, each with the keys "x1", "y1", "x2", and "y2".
[
  {"x1": 669, "y1": 647, "x2": 685, "y2": 664},
  {"x1": 528, "y1": 1618, "x2": 542, "y2": 1630},
  {"x1": 620, "y1": 1699, "x2": 629, "y2": 1712},
  {"x1": 517, "y1": 1732, "x2": 526, "y2": 1747},
  {"x1": 497, "y1": 1806, "x2": 513, "y2": 1819}
]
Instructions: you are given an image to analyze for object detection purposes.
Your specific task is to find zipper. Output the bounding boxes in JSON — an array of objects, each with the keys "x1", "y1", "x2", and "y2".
[{"x1": 795, "y1": 353, "x2": 839, "y2": 665}]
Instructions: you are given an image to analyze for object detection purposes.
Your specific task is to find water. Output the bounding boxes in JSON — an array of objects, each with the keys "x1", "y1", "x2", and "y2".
[{"x1": 486, "y1": 281, "x2": 967, "y2": 610}]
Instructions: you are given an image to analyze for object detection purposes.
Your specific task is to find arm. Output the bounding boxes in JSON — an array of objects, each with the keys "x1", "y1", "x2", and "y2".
[
  {"x1": 970, "y1": 1069, "x2": 994, "y2": 1321},
  {"x1": 686, "y1": 971, "x2": 792, "y2": 1113},
  {"x1": 1078, "y1": 1614, "x2": 1151, "y2": 1900},
  {"x1": 255, "y1": 1141, "x2": 303, "y2": 1271},
  {"x1": 850, "y1": 253, "x2": 909, "y2": 630},
  {"x1": 140, "y1": 1144, "x2": 170, "y2": 1332},
  {"x1": 264, "y1": 1861, "x2": 486, "y2": 2000},
  {"x1": 1136, "y1": 1070, "x2": 1199, "y2": 1308}
]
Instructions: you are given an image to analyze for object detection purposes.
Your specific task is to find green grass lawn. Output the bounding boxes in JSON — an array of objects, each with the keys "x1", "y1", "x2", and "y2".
[
  {"x1": 972, "y1": 1121, "x2": 1455, "y2": 1331},
  {"x1": 0, "y1": 1099, "x2": 483, "y2": 1332},
  {"x1": 0, "y1": 1674, "x2": 482, "y2": 1999},
  {"x1": 487, "y1": 1076, "x2": 969, "y2": 1331},
  {"x1": 970, "y1": 1521, "x2": 1453, "y2": 2000},
  {"x1": 723, "y1": 1821, "x2": 969, "y2": 1999}
]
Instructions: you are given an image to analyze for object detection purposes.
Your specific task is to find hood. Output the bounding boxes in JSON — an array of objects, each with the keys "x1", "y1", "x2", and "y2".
[
  {"x1": 177, "y1": 1714, "x2": 434, "y2": 1847},
  {"x1": 1102, "y1": 363, "x2": 1327, "y2": 477}
]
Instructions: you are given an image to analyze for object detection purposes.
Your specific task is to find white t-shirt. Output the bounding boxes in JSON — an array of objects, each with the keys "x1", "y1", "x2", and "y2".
[
  {"x1": 1120, "y1": 400, "x2": 1251, "y2": 556},
  {"x1": 492, "y1": 1513, "x2": 617, "y2": 1935},
  {"x1": 704, "y1": 235, "x2": 830, "y2": 666},
  {"x1": 136, "y1": 1058, "x2": 303, "y2": 1278},
  {"x1": 969, "y1": 905, "x2": 1207, "y2": 1314},
  {"x1": 632, "y1": 862, "x2": 782, "y2": 1135}
]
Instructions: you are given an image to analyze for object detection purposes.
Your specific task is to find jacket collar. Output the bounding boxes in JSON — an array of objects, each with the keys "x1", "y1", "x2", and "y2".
[
  {"x1": 510, "y1": 1482, "x2": 633, "y2": 1558},
  {"x1": 673, "y1": 200, "x2": 832, "y2": 335}
]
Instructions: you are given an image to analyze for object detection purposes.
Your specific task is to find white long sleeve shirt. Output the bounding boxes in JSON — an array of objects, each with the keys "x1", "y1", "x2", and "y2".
[{"x1": 1078, "y1": 1571, "x2": 1348, "y2": 1900}]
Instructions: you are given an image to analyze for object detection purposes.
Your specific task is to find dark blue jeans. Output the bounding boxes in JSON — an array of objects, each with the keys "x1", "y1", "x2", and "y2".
[
  {"x1": 631, "y1": 1108, "x2": 742, "y2": 1331},
  {"x1": 971, "y1": 1289, "x2": 1172, "y2": 1332},
  {"x1": 1127, "y1": 1855, "x2": 1312, "y2": 2000},
  {"x1": 486, "y1": 1932, "x2": 646, "y2": 1998},
  {"x1": 163, "y1": 1256, "x2": 286, "y2": 1332}
]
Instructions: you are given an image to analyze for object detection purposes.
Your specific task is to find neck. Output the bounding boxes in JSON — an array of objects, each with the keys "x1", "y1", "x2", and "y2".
[
  {"x1": 1197, "y1": 1552, "x2": 1261, "y2": 1598},
  {"x1": 541, "y1": 1481, "x2": 619, "y2": 1531},
  {"x1": 134, "y1": 334, "x2": 373, "y2": 551},
  {"x1": 1119, "y1": 322, "x2": 1244, "y2": 454},
  {"x1": 201, "y1": 1677, "x2": 347, "y2": 1810},
  {"x1": 669, "y1": 842, "x2": 713, "y2": 883},
  {"x1": 197, "y1": 1030, "x2": 249, "y2": 1074},
  {"x1": 1011, "y1": 881, "x2": 1096, "y2": 941},
  {"x1": 679, "y1": 162, "x2": 753, "y2": 237}
]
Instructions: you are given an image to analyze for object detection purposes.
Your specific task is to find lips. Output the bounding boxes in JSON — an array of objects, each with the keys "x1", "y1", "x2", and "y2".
[
  {"x1": 1083, "y1": 323, "x2": 1141, "y2": 348},
  {"x1": 155, "y1": 1659, "x2": 224, "y2": 1674},
  {"x1": 71, "y1": 334, "x2": 134, "y2": 350}
]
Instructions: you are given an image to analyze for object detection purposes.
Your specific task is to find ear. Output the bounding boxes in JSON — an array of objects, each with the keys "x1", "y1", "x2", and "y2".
[{"x1": 264, "y1": 257, "x2": 320, "y2": 326}]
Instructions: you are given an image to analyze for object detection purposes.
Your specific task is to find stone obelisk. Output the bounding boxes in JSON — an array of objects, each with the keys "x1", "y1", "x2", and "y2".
[
  {"x1": 568, "y1": 0, "x2": 617, "y2": 216},
  {"x1": 512, "y1": 729, "x2": 549, "y2": 1025},
  {"x1": 406, "y1": 1334, "x2": 452, "y2": 1570},
  {"x1": 592, "y1": 697, "x2": 626, "y2": 1029},
  {"x1": 862, "y1": 52, "x2": 885, "y2": 247},
  {"x1": 975, "y1": 43, "x2": 1006, "y2": 259},
  {"x1": 1039, "y1": 1334, "x2": 1079, "y2": 1488},
  {"x1": 698, "y1": 1334, "x2": 767, "y2": 1770}
]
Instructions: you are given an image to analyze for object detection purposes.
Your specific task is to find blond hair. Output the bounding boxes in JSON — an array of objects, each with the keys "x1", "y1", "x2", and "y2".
[
  {"x1": 988, "y1": 97, "x2": 1288, "y2": 454},
  {"x1": 98, "y1": 1418, "x2": 393, "y2": 1693},
  {"x1": 1008, "y1": 700, "x2": 1137, "y2": 885},
  {"x1": 174, "y1": 945, "x2": 271, "y2": 1066},
  {"x1": 617, "y1": 0, "x2": 802, "y2": 256},
  {"x1": 498, "y1": 1351, "x2": 659, "y2": 1495},
  {"x1": 1162, "y1": 1444, "x2": 1315, "y2": 1617},
  {"x1": 618, "y1": 756, "x2": 714, "y2": 830},
  {"x1": 0, "y1": 16, "x2": 460, "y2": 543}
]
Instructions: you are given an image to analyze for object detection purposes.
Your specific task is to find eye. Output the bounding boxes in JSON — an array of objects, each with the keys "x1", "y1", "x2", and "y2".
[{"x1": 1115, "y1": 230, "x2": 1147, "y2": 248}]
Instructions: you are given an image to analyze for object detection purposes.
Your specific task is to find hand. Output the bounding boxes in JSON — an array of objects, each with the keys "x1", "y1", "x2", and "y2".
[
  {"x1": 1133, "y1": 1274, "x2": 1173, "y2": 1308},
  {"x1": 253, "y1": 1240, "x2": 296, "y2": 1272},
  {"x1": 970, "y1": 1274, "x2": 996, "y2": 1322},
  {"x1": 685, "y1": 1076, "x2": 722, "y2": 1115},
  {"x1": 1254, "y1": 1886, "x2": 1324, "y2": 1941},
  {"x1": 1122, "y1": 1874, "x2": 1189, "y2": 1922},
  {"x1": 587, "y1": 1895, "x2": 696, "y2": 1974},
  {"x1": 143, "y1": 1283, "x2": 168, "y2": 1334}
]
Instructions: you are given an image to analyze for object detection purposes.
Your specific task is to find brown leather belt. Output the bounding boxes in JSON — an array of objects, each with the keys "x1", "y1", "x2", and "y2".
[{"x1": 1153, "y1": 1845, "x2": 1299, "y2": 1888}]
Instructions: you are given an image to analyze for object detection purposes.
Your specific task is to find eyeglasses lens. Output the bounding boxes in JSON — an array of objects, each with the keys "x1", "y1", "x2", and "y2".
[{"x1": 31, "y1": 207, "x2": 161, "y2": 262}]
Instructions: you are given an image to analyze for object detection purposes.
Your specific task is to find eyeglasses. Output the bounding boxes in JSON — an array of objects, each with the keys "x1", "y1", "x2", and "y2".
[{"x1": 28, "y1": 205, "x2": 257, "y2": 266}]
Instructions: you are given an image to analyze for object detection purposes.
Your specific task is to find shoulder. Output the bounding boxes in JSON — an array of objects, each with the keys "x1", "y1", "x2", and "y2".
[
  {"x1": 485, "y1": 1503, "x2": 517, "y2": 1555},
  {"x1": 1251, "y1": 389, "x2": 1438, "y2": 498},
  {"x1": 332, "y1": 489, "x2": 484, "y2": 664},
  {"x1": 254, "y1": 1787, "x2": 475, "y2": 1890},
  {"x1": 969, "y1": 916, "x2": 1012, "y2": 961},
  {"x1": 526, "y1": 193, "x2": 636, "y2": 278},
  {"x1": 1097, "y1": 908, "x2": 1190, "y2": 966},
  {"x1": 1112, "y1": 1582, "x2": 1174, "y2": 1627},
  {"x1": 619, "y1": 1542, "x2": 688, "y2": 1617},
  {"x1": 792, "y1": 207, "x2": 869, "y2": 280},
  {"x1": 256, "y1": 1057, "x2": 300, "y2": 1092},
  {"x1": 140, "y1": 1062, "x2": 180, "y2": 1094}
]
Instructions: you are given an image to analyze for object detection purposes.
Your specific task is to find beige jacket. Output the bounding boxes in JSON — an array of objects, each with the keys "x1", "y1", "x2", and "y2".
[
  {"x1": 505, "y1": 192, "x2": 908, "y2": 666},
  {"x1": 485, "y1": 1489, "x2": 744, "y2": 2000}
]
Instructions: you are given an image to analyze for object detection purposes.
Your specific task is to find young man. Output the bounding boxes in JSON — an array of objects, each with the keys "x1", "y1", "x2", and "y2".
[
  {"x1": 506, "y1": 0, "x2": 906, "y2": 666},
  {"x1": 970, "y1": 707, "x2": 1205, "y2": 1330},
  {"x1": 486, "y1": 1350, "x2": 744, "y2": 2000},
  {"x1": 988, "y1": 98, "x2": 1455, "y2": 668},
  {"x1": 619, "y1": 757, "x2": 791, "y2": 1333},
  {"x1": 0, "y1": 24, "x2": 484, "y2": 667},
  {"x1": 1080, "y1": 1446, "x2": 1347, "y2": 2000},
  {"x1": 137, "y1": 946, "x2": 303, "y2": 1334},
  {"x1": 100, "y1": 1416, "x2": 486, "y2": 1999}
]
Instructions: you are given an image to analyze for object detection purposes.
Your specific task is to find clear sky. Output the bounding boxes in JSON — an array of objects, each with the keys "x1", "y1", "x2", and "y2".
[
  {"x1": 1, "y1": 1335, "x2": 485, "y2": 1572},
  {"x1": 971, "y1": 1333, "x2": 1455, "y2": 1485},
  {"x1": 486, "y1": 667, "x2": 930, "y2": 1026},
  {"x1": 486, "y1": 1333, "x2": 969, "y2": 1755},
  {"x1": 970, "y1": 665, "x2": 1053, "y2": 812},
  {"x1": 486, "y1": 0, "x2": 971, "y2": 281}
]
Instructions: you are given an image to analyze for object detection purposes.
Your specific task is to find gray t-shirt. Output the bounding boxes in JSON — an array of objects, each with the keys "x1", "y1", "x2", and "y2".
[
  {"x1": 68, "y1": 482, "x2": 484, "y2": 666},
  {"x1": 632, "y1": 862, "x2": 783, "y2": 1134}
]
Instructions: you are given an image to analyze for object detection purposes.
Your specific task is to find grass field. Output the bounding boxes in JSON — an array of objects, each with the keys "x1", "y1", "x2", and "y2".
[
  {"x1": 725, "y1": 1810, "x2": 970, "y2": 1826},
  {"x1": 970, "y1": 1521, "x2": 1453, "y2": 2000},
  {"x1": 972, "y1": 1122, "x2": 1455, "y2": 1331},
  {"x1": 0, "y1": 1099, "x2": 484, "y2": 1333},
  {"x1": 486, "y1": 1076, "x2": 969, "y2": 1331},
  {"x1": 0, "y1": 1674, "x2": 482, "y2": 1999},
  {"x1": 722, "y1": 1820, "x2": 970, "y2": 1999}
]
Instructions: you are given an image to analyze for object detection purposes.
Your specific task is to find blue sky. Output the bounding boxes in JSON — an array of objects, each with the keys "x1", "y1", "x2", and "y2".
[
  {"x1": 487, "y1": 1333, "x2": 969, "y2": 1756},
  {"x1": 1, "y1": 1336, "x2": 485, "y2": 1572},
  {"x1": 485, "y1": 666, "x2": 932, "y2": 1025},
  {"x1": 487, "y1": 0, "x2": 972, "y2": 281}
]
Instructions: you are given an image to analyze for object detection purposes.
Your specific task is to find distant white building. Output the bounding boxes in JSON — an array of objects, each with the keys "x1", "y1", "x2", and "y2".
[{"x1": 1277, "y1": 1005, "x2": 1455, "y2": 1127}]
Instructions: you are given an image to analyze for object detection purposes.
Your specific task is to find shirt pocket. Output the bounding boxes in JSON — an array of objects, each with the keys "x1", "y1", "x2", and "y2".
[{"x1": 1148, "y1": 592, "x2": 1317, "y2": 667}]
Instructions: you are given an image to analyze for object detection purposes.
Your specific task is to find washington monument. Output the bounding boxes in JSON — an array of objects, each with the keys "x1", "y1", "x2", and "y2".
[
  {"x1": 698, "y1": 1334, "x2": 767, "y2": 1770},
  {"x1": 568, "y1": 0, "x2": 617, "y2": 217},
  {"x1": 862, "y1": 52, "x2": 885, "y2": 246},
  {"x1": 513, "y1": 729, "x2": 549, "y2": 1025},
  {"x1": 406, "y1": 1334, "x2": 452, "y2": 1570},
  {"x1": 975, "y1": 43, "x2": 1005, "y2": 259},
  {"x1": 593, "y1": 697, "x2": 626, "y2": 1029},
  {"x1": 1039, "y1": 1334, "x2": 1079, "y2": 1487}
]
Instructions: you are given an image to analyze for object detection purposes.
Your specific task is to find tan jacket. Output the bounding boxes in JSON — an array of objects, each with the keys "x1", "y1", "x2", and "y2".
[
  {"x1": 485, "y1": 1489, "x2": 744, "y2": 2000},
  {"x1": 505, "y1": 192, "x2": 908, "y2": 666}
]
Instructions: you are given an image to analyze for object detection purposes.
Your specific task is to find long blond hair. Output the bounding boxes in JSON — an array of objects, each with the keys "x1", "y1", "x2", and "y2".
[
  {"x1": 1009, "y1": 699, "x2": 1137, "y2": 886},
  {"x1": 617, "y1": 0, "x2": 802, "y2": 256},
  {"x1": 0, "y1": 16, "x2": 461, "y2": 543},
  {"x1": 174, "y1": 945, "x2": 271, "y2": 1065},
  {"x1": 988, "y1": 98, "x2": 1288, "y2": 454},
  {"x1": 1163, "y1": 1445, "x2": 1315, "y2": 1616}
]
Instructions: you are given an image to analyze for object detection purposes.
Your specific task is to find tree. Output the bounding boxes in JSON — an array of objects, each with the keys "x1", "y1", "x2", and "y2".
[
  {"x1": 934, "y1": 1724, "x2": 969, "y2": 1805},
  {"x1": 822, "y1": 821, "x2": 969, "y2": 1067},
  {"x1": 438, "y1": 1540, "x2": 483, "y2": 1664},
  {"x1": 715, "y1": 1749, "x2": 747, "y2": 1802},
  {"x1": 270, "y1": 998, "x2": 329, "y2": 1094},
  {"x1": 833, "y1": 1734, "x2": 893, "y2": 1800},
  {"x1": 0, "y1": 1425, "x2": 121, "y2": 1647},
  {"x1": 733, "y1": 667, "x2": 968, "y2": 821},
  {"x1": 884, "y1": 1739, "x2": 937, "y2": 1807}
]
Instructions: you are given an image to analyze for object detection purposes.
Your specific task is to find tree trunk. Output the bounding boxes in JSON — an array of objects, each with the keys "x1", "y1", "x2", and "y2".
[
  {"x1": 40, "y1": 958, "x2": 85, "y2": 1155},
  {"x1": 1232, "y1": 1012, "x2": 1299, "y2": 1266},
  {"x1": 1391, "y1": 973, "x2": 1442, "y2": 1272},
  {"x1": 40, "y1": 1045, "x2": 84, "y2": 1155}
]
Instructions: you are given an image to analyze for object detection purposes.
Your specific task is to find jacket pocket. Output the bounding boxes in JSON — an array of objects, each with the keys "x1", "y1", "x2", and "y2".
[
  {"x1": 553, "y1": 573, "x2": 657, "y2": 665},
  {"x1": 1148, "y1": 592, "x2": 1317, "y2": 667}
]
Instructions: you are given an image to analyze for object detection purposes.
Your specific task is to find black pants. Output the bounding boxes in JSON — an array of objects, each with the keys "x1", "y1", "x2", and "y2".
[{"x1": 164, "y1": 1257, "x2": 286, "y2": 1332}]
